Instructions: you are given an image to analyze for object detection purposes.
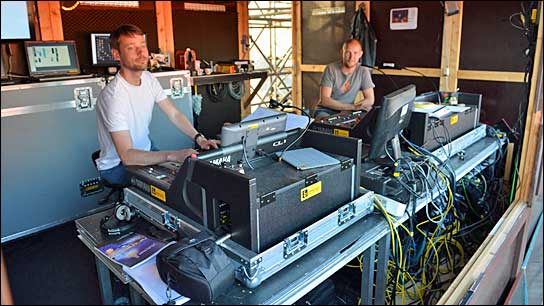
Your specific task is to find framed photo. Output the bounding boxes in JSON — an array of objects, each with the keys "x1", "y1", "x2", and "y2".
[{"x1": 390, "y1": 7, "x2": 418, "y2": 30}]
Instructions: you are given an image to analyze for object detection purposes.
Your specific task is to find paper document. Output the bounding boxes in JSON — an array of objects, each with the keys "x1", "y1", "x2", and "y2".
[
  {"x1": 430, "y1": 107, "x2": 452, "y2": 119},
  {"x1": 444, "y1": 105, "x2": 470, "y2": 113},
  {"x1": 413, "y1": 102, "x2": 444, "y2": 114},
  {"x1": 243, "y1": 107, "x2": 310, "y2": 131},
  {"x1": 97, "y1": 233, "x2": 175, "y2": 269},
  {"x1": 123, "y1": 260, "x2": 190, "y2": 305}
]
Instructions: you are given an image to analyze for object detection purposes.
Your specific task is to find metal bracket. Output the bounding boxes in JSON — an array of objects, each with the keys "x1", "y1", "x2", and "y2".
[
  {"x1": 283, "y1": 230, "x2": 308, "y2": 259},
  {"x1": 259, "y1": 192, "x2": 276, "y2": 206},
  {"x1": 337, "y1": 202, "x2": 356, "y2": 225},
  {"x1": 74, "y1": 87, "x2": 95, "y2": 111},
  {"x1": 169, "y1": 77, "x2": 191, "y2": 99},
  {"x1": 341, "y1": 159, "x2": 353, "y2": 170},
  {"x1": 305, "y1": 174, "x2": 318, "y2": 186}
]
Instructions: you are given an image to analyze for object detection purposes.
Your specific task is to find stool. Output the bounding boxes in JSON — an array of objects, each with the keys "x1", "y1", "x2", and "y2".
[{"x1": 92, "y1": 150, "x2": 129, "y2": 205}]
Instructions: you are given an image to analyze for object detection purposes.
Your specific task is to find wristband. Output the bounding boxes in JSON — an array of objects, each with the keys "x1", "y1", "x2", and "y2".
[{"x1": 194, "y1": 132, "x2": 204, "y2": 143}]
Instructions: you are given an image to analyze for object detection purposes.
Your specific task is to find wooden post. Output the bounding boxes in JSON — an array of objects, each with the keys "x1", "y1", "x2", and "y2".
[
  {"x1": 237, "y1": 1, "x2": 251, "y2": 117},
  {"x1": 292, "y1": 1, "x2": 302, "y2": 113},
  {"x1": 518, "y1": 6, "x2": 543, "y2": 202},
  {"x1": 36, "y1": 1, "x2": 63, "y2": 40},
  {"x1": 1, "y1": 249, "x2": 13, "y2": 305},
  {"x1": 439, "y1": 1, "x2": 463, "y2": 91},
  {"x1": 155, "y1": 1, "x2": 174, "y2": 67},
  {"x1": 355, "y1": 1, "x2": 370, "y2": 22}
]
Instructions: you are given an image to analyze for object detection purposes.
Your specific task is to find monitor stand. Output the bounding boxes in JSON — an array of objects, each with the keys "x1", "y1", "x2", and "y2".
[{"x1": 360, "y1": 135, "x2": 405, "y2": 200}]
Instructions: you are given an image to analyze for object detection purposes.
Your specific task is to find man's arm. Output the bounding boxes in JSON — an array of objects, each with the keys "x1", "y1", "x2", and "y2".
[
  {"x1": 319, "y1": 86, "x2": 359, "y2": 111},
  {"x1": 355, "y1": 87, "x2": 375, "y2": 112},
  {"x1": 157, "y1": 98, "x2": 218, "y2": 149},
  {"x1": 111, "y1": 130, "x2": 196, "y2": 166}
]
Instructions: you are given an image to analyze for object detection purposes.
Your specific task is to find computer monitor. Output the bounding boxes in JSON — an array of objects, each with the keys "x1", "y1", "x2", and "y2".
[
  {"x1": 24, "y1": 40, "x2": 80, "y2": 77},
  {"x1": 368, "y1": 84, "x2": 416, "y2": 161},
  {"x1": 90, "y1": 33, "x2": 119, "y2": 66},
  {"x1": 1, "y1": 1, "x2": 31, "y2": 40},
  {"x1": 221, "y1": 113, "x2": 288, "y2": 152}
]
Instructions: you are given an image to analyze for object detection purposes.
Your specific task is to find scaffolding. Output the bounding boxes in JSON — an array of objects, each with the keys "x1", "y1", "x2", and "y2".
[{"x1": 248, "y1": 1, "x2": 293, "y2": 111}]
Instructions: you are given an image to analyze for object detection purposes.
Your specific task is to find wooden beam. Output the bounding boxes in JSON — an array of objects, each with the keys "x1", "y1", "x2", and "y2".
[
  {"x1": 457, "y1": 70, "x2": 526, "y2": 83},
  {"x1": 300, "y1": 64, "x2": 325, "y2": 73},
  {"x1": 503, "y1": 143, "x2": 515, "y2": 182},
  {"x1": 36, "y1": 1, "x2": 63, "y2": 40},
  {"x1": 292, "y1": 1, "x2": 302, "y2": 112},
  {"x1": 355, "y1": 1, "x2": 370, "y2": 22},
  {"x1": 237, "y1": 1, "x2": 250, "y2": 117},
  {"x1": 300, "y1": 64, "x2": 442, "y2": 78},
  {"x1": 440, "y1": 1, "x2": 463, "y2": 91},
  {"x1": 518, "y1": 6, "x2": 543, "y2": 202},
  {"x1": 237, "y1": 1, "x2": 250, "y2": 61},
  {"x1": 301, "y1": 65, "x2": 526, "y2": 82},
  {"x1": 155, "y1": 1, "x2": 174, "y2": 67}
]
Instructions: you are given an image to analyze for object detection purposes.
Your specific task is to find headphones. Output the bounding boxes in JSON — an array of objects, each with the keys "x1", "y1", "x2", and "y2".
[{"x1": 100, "y1": 204, "x2": 137, "y2": 236}]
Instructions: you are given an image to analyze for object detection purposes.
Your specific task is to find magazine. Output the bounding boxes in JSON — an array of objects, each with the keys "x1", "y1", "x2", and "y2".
[{"x1": 97, "y1": 232, "x2": 175, "y2": 269}]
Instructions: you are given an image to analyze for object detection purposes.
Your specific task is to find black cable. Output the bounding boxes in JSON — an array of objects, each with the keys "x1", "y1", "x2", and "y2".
[
  {"x1": 361, "y1": 64, "x2": 400, "y2": 90},
  {"x1": 401, "y1": 67, "x2": 440, "y2": 94},
  {"x1": 268, "y1": 99, "x2": 313, "y2": 160}
]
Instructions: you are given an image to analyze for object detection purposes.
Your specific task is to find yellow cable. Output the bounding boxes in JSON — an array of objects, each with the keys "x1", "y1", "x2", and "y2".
[{"x1": 61, "y1": 1, "x2": 80, "y2": 11}]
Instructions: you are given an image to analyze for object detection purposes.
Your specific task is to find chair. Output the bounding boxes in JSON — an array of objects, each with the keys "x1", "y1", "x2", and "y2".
[{"x1": 92, "y1": 150, "x2": 129, "y2": 205}]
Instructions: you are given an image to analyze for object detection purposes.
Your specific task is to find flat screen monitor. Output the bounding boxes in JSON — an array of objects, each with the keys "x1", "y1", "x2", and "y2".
[
  {"x1": 369, "y1": 84, "x2": 416, "y2": 161},
  {"x1": 90, "y1": 33, "x2": 119, "y2": 66},
  {"x1": 221, "y1": 113, "x2": 288, "y2": 147},
  {"x1": 24, "y1": 40, "x2": 80, "y2": 77},
  {"x1": 1, "y1": 1, "x2": 31, "y2": 40}
]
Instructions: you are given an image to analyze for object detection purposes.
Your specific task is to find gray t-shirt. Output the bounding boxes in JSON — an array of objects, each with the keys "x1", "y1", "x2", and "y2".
[{"x1": 317, "y1": 62, "x2": 375, "y2": 113}]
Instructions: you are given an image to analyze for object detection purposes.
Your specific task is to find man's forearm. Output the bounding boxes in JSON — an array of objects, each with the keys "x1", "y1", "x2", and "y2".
[
  {"x1": 320, "y1": 97, "x2": 356, "y2": 111},
  {"x1": 170, "y1": 111, "x2": 199, "y2": 139},
  {"x1": 121, "y1": 149, "x2": 170, "y2": 166}
]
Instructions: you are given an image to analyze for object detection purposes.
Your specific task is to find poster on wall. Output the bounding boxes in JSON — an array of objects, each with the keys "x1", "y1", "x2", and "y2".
[{"x1": 390, "y1": 7, "x2": 418, "y2": 30}]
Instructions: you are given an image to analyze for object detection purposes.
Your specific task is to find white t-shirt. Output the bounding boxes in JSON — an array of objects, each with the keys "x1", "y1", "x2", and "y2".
[{"x1": 96, "y1": 71, "x2": 167, "y2": 171}]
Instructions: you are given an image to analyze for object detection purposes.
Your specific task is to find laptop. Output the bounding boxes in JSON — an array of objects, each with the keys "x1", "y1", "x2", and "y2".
[{"x1": 24, "y1": 40, "x2": 94, "y2": 82}]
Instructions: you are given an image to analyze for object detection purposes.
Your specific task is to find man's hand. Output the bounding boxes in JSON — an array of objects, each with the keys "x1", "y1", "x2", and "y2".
[
  {"x1": 196, "y1": 136, "x2": 220, "y2": 150},
  {"x1": 355, "y1": 99, "x2": 373, "y2": 112},
  {"x1": 167, "y1": 148, "x2": 198, "y2": 163}
]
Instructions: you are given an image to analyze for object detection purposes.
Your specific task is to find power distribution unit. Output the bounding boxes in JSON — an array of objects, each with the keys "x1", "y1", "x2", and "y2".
[{"x1": 405, "y1": 91, "x2": 482, "y2": 150}]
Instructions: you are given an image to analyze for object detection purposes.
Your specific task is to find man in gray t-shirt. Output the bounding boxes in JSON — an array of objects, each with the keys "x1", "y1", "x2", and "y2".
[{"x1": 315, "y1": 39, "x2": 375, "y2": 119}]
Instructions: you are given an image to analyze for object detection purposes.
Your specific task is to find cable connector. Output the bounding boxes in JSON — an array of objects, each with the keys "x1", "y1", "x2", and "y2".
[{"x1": 381, "y1": 62, "x2": 403, "y2": 70}]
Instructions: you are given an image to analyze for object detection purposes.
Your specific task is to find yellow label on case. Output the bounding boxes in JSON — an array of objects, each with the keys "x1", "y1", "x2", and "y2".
[
  {"x1": 301, "y1": 181, "x2": 322, "y2": 202},
  {"x1": 150, "y1": 185, "x2": 166, "y2": 202},
  {"x1": 333, "y1": 129, "x2": 349, "y2": 137},
  {"x1": 248, "y1": 124, "x2": 259, "y2": 129},
  {"x1": 450, "y1": 115, "x2": 459, "y2": 125}
]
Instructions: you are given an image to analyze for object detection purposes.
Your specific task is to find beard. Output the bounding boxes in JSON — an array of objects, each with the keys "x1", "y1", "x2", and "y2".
[
  {"x1": 122, "y1": 57, "x2": 149, "y2": 71},
  {"x1": 343, "y1": 60, "x2": 358, "y2": 69}
]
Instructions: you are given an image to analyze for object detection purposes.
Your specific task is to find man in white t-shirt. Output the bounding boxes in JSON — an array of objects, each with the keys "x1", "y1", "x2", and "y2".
[{"x1": 96, "y1": 24, "x2": 218, "y2": 185}]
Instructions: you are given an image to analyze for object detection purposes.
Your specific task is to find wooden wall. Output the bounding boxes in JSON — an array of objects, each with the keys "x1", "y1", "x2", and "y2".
[
  {"x1": 298, "y1": 1, "x2": 531, "y2": 127},
  {"x1": 1, "y1": 1, "x2": 239, "y2": 77}
]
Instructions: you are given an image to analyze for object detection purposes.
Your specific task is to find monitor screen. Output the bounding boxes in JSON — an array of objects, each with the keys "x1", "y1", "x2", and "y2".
[
  {"x1": 90, "y1": 33, "x2": 119, "y2": 66},
  {"x1": 24, "y1": 41, "x2": 80, "y2": 77},
  {"x1": 369, "y1": 84, "x2": 416, "y2": 161},
  {"x1": 1, "y1": 1, "x2": 31, "y2": 40},
  {"x1": 221, "y1": 113, "x2": 288, "y2": 147}
]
